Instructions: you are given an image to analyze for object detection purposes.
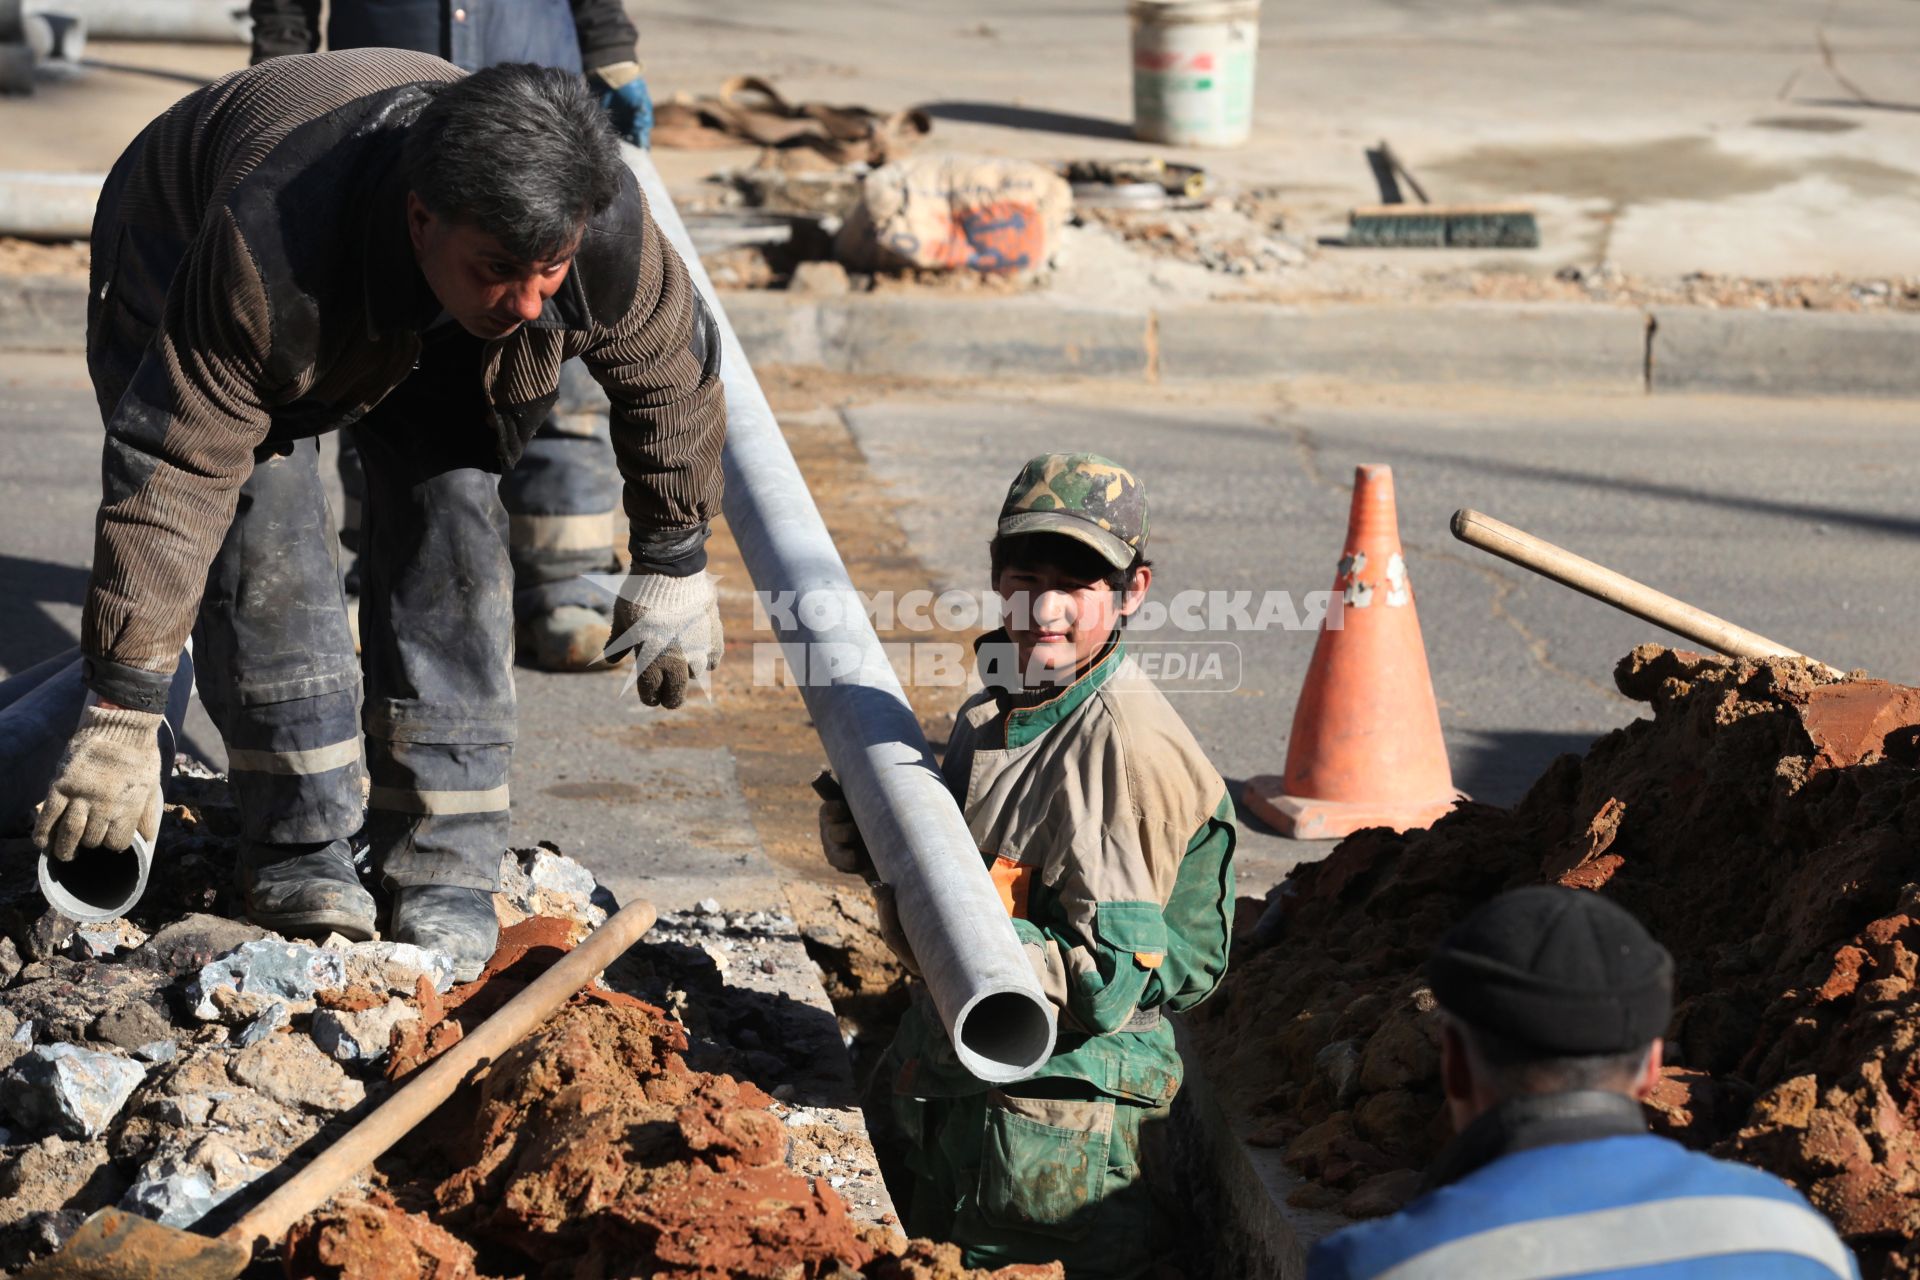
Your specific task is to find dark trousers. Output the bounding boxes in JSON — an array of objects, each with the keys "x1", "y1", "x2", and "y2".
[{"x1": 337, "y1": 357, "x2": 620, "y2": 619}]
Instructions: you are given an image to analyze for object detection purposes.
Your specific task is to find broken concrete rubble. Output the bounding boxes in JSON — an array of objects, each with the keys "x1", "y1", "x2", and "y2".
[
  {"x1": 231, "y1": 1031, "x2": 366, "y2": 1113},
  {"x1": 312, "y1": 998, "x2": 418, "y2": 1065},
  {"x1": 3, "y1": 1042, "x2": 146, "y2": 1139},
  {"x1": 234, "y1": 999, "x2": 290, "y2": 1047},
  {"x1": 190, "y1": 938, "x2": 347, "y2": 1020}
]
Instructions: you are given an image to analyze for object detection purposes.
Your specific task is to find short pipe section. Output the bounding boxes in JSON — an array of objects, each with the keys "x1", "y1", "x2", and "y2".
[{"x1": 39, "y1": 829, "x2": 153, "y2": 923}]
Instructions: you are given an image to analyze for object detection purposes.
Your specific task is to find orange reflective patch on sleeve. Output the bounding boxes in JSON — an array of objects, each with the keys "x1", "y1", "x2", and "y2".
[
  {"x1": 989, "y1": 855, "x2": 1035, "y2": 919},
  {"x1": 1134, "y1": 952, "x2": 1164, "y2": 970}
]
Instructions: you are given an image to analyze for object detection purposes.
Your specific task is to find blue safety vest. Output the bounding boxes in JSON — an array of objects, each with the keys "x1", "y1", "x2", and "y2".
[
  {"x1": 327, "y1": 0, "x2": 581, "y2": 72},
  {"x1": 1310, "y1": 1134, "x2": 1858, "y2": 1280}
]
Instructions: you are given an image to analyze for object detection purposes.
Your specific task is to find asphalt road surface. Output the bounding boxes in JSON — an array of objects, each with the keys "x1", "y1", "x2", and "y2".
[{"x1": 7, "y1": 351, "x2": 1919, "y2": 898}]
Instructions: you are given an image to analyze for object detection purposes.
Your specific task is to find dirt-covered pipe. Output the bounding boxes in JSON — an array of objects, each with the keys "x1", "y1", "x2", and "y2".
[{"x1": 624, "y1": 147, "x2": 1058, "y2": 1084}]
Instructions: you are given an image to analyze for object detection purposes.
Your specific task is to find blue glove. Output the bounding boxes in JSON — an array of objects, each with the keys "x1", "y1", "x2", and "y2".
[{"x1": 593, "y1": 62, "x2": 654, "y2": 149}]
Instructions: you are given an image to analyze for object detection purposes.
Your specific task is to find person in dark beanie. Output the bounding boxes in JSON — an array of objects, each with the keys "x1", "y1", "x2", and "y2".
[
  {"x1": 35, "y1": 51, "x2": 723, "y2": 980},
  {"x1": 1309, "y1": 887, "x2": 1857, "y2": 1280}
]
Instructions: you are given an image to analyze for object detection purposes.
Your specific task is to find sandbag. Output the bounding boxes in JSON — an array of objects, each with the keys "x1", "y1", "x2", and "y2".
[{"x1": 835, "y1": 154, "x2": 1073, "y2": 275}]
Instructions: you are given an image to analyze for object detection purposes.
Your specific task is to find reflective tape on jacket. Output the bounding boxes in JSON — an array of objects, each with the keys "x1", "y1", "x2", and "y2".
[
  {"x1": 1373, "y1": 1195, "x2": 1856, "y2": 1280},
  {"x1": 368, "y1": 784, "x2": 511, "y2": 816},
  {"x1": 226, "y1": 737, "x2": 361, "y2": 776}
]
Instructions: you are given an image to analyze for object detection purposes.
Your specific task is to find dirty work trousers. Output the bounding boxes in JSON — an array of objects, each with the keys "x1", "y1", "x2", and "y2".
[
  {"x1": 892, "y1": 1080, "x2": 1167, "y2": 1279},
  {"x1": 337, "y1": 357, "x2": 621, "y2": 621},
  {"x1": 87, "y1": 235, "x2": 516, "y2": 890}
]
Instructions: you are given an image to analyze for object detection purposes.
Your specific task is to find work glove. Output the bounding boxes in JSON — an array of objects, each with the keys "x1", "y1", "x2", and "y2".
[
  {"x1": 591, "y1": 61, "x2": 654, "y2": 149},
  {"x1": 811, "y1": 772, "x2": 918, "y2": 975},
  {"x1": 812, "y1": 770, "x2": 875, "y2": 878},
  {"x1": 33, "y1": 699, "x2": 165, "y2": 863},
  {"x1": 604, "y1": 571, "x2": 721, "y2": 709}
]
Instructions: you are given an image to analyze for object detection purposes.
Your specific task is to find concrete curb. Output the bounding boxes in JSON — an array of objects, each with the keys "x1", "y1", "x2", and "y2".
[
  {"x1": 7, "y1": 273, "x2": 1919, "y2": 398},
  {"x1": 1169, "y1": 1020, "x2": 1337, "y2": 1278}
]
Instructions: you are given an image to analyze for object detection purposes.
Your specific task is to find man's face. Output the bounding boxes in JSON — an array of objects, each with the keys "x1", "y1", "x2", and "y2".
[
  {"x1": 993, "y1": 560, "x2": 1150, "y2": 685},
  {"x1": 407, "y1": 192, "x2": 576, "y2": 340}
]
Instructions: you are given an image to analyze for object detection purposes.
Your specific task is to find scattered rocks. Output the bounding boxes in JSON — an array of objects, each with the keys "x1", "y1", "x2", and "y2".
[
  {"x1": 89, "y1": 1000, "x2": 172, "y2": 1055},
  {"x1": 231, "y1": 1034, "x2": 364, "y2": 1113},
  {"x1": 133, "y1": 914, "x2": 267, "y2": 977},
  {"x1": 21, "y1": 908, "x2": 77, "y2": 962},
  {"x1": 67, "y1": 918, "x2": 148, "y2": 960},
  {"x1": 2, "y1": 1043, "x2": 146, "y2": 1139},
  {"x1": 334, "y1": 940, "x2": 455, "y2": 996},
  {"x1": 233, "y1": 1000, "x2": 289, "y2": 1047},
  {"x1": 311, "y1": 998, "x2": 417, "y2": 1065},
  {"x1": 190, "y1": 939, "x2": 345, "y2": 1021},
  {"x1": 0, "y1": 936, "x2": 21, "y2": 986}
]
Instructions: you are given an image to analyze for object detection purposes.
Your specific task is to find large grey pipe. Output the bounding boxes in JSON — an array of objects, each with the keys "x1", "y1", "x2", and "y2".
[
  {"x1": 34, "y1": 0, "x2": 246, "y2": 42},
  {"x1": 625, "y1": 148, "x2": 1057, "y2": 1083},
  {"x1": 0, "y1": 647, "x2": 195, "y2": 921}
]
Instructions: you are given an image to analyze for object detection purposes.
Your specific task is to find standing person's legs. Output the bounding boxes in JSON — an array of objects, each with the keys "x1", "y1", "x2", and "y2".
[
  {"x1": 86, "y1": 133, "x2": 371, "y2": 938},
  {"x1": 192, "y1": 438, "x2": 373, "y2": 937},
  {"x1": 499, "y1": 358, "x2": 623, "y2": 671},
  {"x1": 351, "y1": 345, "x2": 515, "y2": 977}
]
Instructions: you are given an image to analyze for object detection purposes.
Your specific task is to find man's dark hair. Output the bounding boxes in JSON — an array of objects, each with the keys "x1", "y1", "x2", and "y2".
[
  {"x1": 990, "y1": 532, "x2": 1150, "y2": 592},
  {"x1": 403, "y1": 64, "x2": 624, "y2": 262},
  {"x1": 1452, "y1": 1014, "x2": 1651, "y2": 1098}
]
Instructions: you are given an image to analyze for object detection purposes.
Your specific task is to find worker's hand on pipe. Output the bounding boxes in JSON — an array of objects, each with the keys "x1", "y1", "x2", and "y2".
[
  {"x1": 604, "y1": 571, "x2": 722, "y2": 709},
  {"x1": 33, "y1": 700, "x2": 165, "y2": 862},
  {"x1": 590, "y1": 61, "x2": 654, "y2": 148},
  {"x1": 812, "y1": 770, "x2": 876, "y2": 878},
  {"x1": 871, "y1": 883, "x2": 921, "y2": 978}
]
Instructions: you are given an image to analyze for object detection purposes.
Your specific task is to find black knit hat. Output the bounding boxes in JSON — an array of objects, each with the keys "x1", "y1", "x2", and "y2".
[{"x1": 1427, "y1": 886, "x2": 1674, "y2": 1056}]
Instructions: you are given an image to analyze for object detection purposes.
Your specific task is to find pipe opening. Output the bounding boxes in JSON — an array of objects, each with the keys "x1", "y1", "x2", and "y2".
[
  {"x1": 39, "y1": 838, "x2": 147, "y2": 922},
  {"x1": 954, "y1": 990, "x2": 1056, "y2": 1083}
]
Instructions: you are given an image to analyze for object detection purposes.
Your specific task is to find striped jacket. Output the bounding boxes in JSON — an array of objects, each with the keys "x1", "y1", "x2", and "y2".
[
  {"x1": 83, "y1": 49, "x2": 723, "y2": 711},
  {"x1": 1309, "y1": 1093, "x2": 1857, "y2": 1280}
]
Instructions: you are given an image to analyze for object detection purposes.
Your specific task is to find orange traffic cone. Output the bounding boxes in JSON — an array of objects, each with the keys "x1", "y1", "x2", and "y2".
[{"x1": 1245, "y1": 464, "x2": 1463, "y2": 839}]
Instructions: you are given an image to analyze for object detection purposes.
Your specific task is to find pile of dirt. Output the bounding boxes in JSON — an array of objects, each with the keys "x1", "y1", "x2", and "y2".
[
  {"x1": 289, "y1": 929, "x2": 1050, "y2": 1280},
  {"x1": 1191, "y1": 645, "x2": 1920, "y2": 1276}
]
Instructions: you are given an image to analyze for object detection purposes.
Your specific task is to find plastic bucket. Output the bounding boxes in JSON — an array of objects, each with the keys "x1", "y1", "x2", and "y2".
[{"x1": 1129, "y1": 0, "x2": 1260, "y2": 149}]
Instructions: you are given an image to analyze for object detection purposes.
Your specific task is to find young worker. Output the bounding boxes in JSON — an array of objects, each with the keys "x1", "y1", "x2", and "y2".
[{"x1": 820, "y1": 453, "x2": 1236, "y2": 1277}]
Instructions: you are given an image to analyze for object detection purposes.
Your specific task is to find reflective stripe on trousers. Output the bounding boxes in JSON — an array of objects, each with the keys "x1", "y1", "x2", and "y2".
[{"x1": 1374, "y1": 1195, "x2": 1857, "y2": 1280}]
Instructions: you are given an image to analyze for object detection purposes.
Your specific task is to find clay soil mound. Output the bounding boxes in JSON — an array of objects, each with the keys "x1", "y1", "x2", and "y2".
[
  {"x1": 1191, "y1": 645, "x2": 1920, "y2": 1276},
  {"x1": 287, "y1": 923, "x2": 1055, "y2": 1280}
]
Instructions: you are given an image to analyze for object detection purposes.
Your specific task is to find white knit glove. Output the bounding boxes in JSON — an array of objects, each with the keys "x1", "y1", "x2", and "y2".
[
  {"x1": 604, "y1": 572, "x2": 722, "y2": 708},
  {"x1": 34, "y1": 699, "x2": 165, "y2": 862}
]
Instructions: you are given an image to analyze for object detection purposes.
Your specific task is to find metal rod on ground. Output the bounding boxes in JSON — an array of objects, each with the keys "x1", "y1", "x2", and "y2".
[
  {"x1": 1450, "y1": 508, "x2": 1843, "y2": 677},
  {"x1": 624, "y1": 146, "x2": 1057, "y2": 1084},
  {"x1": 0, "y1": 172, "x2": 104, "y2": 239},
  {"x1": 39, "y1": 0, "x2": 246, "y2": 43}
]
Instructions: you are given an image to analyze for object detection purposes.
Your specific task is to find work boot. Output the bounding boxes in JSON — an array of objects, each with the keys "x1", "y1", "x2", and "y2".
[
  {"x1": 516, "y1": 605, "x2": 612, "y2": 673},
  {"x1": 389, "y1": 885, "x2": 499, "y2": 983},
  {"x1": 240, "y1": 839, "x2": 377, "y2": 941}
]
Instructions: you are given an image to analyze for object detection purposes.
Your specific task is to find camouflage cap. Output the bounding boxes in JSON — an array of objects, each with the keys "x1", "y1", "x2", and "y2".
[{"x1": 995, "y1": 453, "x2": 1148, "y2": 570}]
